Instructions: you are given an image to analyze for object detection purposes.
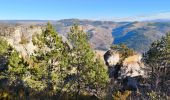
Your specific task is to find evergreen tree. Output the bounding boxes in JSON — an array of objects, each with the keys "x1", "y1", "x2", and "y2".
[
  {"x1": 28, "y1": 22, "x2": 69, "y2": 97},
  {"x1": 0, "y1": 37, "x2": 9, "y2": 55},
  {"x1": 0, "y1": 38, "x2": 29, "y2": 99},
  {"x1": 0, "y1": 38, "x2": 11, "y2": 81},
  {"x1": 66, "y1": 25, "x2": 109, "y2": 98},
  {"x1": 143, "y1": 33, "x2": 170, "y2": 98},
  {"x1": 7, "y1": 50, "x2": 28, "y2": 86},
  {"x1": 0, "y1": 37, "x2": 10, "y2": 72}
]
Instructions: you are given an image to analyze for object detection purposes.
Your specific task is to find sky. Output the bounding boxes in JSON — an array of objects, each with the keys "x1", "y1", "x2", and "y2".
[{"x1": 0, "y1": 0, "x2": 170, "y2": 21}]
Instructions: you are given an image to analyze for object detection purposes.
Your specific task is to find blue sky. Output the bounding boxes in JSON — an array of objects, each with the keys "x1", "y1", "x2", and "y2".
[{"x1": 0, "y1": 0, "x2": 170, "y2": 21}]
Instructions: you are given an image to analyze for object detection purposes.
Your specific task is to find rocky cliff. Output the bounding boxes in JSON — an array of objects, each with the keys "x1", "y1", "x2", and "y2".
[{"x1": 0, "y1": 25, "x2": 43, "y2": 57}]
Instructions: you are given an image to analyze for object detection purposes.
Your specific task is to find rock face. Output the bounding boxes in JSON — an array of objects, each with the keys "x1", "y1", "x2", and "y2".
[
  {"x1": 121, "y1": 54, "x2": 145, "y2": 77},
  {"x1": 104, "y1": 49, "x2": 147, "y2": 91},
  {"x1": 0, "y1": 25, "x2": 43, "y2": 57},
  {"x1": 104, "y1": 50, "x2": 146, "y2": 78},
  {"x1": 104, "y1": 50, "x2": 120, "y2": 67}
]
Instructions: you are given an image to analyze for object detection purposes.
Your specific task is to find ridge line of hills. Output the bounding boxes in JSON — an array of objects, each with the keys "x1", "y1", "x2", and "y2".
[{"x1": 1, "y1": 19, "x2": 170, "y2": 53}]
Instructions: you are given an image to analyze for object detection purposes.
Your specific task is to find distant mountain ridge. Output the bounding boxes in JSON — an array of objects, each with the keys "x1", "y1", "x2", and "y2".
[
  {"x1": 1, "y1": 19, "x2": 170, "y2": 53},
  {"x1": 53, "y1": 19, "x2": 170, "y2": 52}
]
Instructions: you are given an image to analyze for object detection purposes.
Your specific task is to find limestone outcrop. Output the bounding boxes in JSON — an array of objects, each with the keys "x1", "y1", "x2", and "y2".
[
  {"x1": 104, "y1": 49, "x2": 147, "y2": 91},
  {"x1": 0, "y1": 25, "x2": 43, "y2": 57}
]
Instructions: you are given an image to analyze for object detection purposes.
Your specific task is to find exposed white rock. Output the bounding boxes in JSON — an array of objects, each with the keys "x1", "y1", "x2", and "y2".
[
  {"x1": 104, "y1": 50, "x2": 147, "y2": 78},
  {"x1": 104, "y1": 50, "x2": 120, "y2": 67},
  {"x1": 3, "y1": 26, "x2": 43, "y2": 57},
  {"x1": 107, "y1": 53, "x2": 120, "y2": 67},
  {"x1": 122, "y1": 54, "x2": 145, "y2": 77}
]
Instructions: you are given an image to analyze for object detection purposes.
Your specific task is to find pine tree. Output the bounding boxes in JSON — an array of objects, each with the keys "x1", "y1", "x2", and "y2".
[
  {"x1": 0, "y1": 38, "x2": 29, "y2": 99},
  {"x1": 27, "y1": 22, "x2": 69, "y2": 97},
  {"x1": 0, "y1": 37, "x2": 9, "y2": 55},
  {"x1": 7, "y1": 50, "x2": 28, "y2": 85},
  {"x1": 0, "y1": 37, "x2": 10, "y2": 72},
  {"x1": 143, "y1": 33, "x2": 170, "y2": 98},
  {"x1": 66, "y1": 25, "x2": 109, "y2": 98},
  {"x1": 0, "y1": 38, "x2": 11, "y2": 82}
]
